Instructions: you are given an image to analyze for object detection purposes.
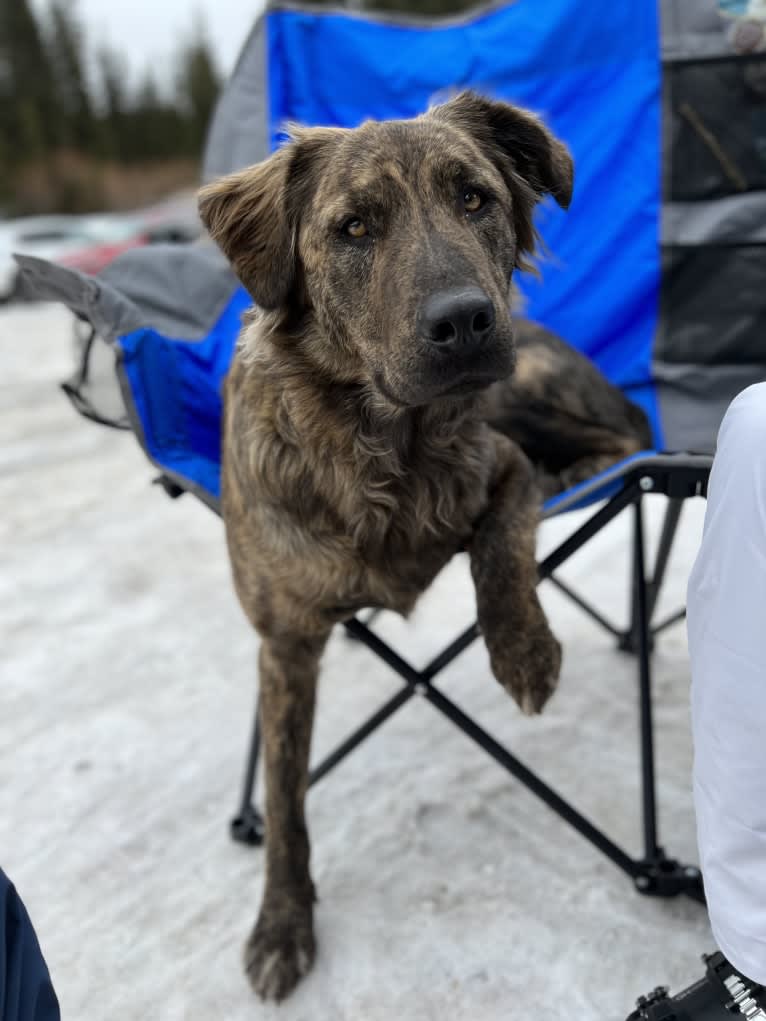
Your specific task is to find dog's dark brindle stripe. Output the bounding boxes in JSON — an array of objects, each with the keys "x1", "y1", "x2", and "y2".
[{"x1": 198, "y1": 91, "x2": 651, "y2": 1001}]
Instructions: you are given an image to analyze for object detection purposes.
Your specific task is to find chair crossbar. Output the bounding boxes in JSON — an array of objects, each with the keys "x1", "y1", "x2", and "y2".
[
  {"x1": 646, "y1": 498, "x2": 684, "y2": 620},
  {"x1": 309, "y1": 684, "x2": 415, "y2": 787},
  {"x1": 652, "y1": 607, "x2": 687, "y2": 635},
  {"x1": 318, "y1": 616, "x2": 643, "y2": 879},
  {"x1": 545, "y1": 574, "x2": 624, "y2": 638},
  {"x1": 544, "y1": 491, "x2": 688, "y2": 652},
  {"x1": 228, "y1": 463, "x2": 711, "y2": 904}
]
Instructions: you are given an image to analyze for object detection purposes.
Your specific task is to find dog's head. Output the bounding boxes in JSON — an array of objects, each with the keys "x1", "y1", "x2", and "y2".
[{"x1": 199, "y1": 91, "x2": 573, "y2": 407}]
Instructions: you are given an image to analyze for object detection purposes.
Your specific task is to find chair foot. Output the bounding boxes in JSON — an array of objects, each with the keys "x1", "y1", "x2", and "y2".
[
  {"x1": 633, "y1": 853, "x2": 704, "y2": 903},
  {"x1": 230, "y1": 805, "x2": 265, "y2": 846}
]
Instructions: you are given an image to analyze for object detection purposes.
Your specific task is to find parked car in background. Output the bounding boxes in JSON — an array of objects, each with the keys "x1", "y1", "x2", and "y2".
[
  {"x1": 55, "y1": 215, "x2": 149, "y2": 276},
  {"x1": 0, "y1": 192, "x2": 201, "y2": 302},
  {"x1": 0, "y1": 215, "x2": 103, "y2": 301}
]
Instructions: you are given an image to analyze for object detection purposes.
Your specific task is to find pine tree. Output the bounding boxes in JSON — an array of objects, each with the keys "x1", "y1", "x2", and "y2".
[
  {"x1": 96, "y1": 45, "x2": 128, "y2": 160},
  {"x1": 127, "y1": 70, "x2": 188, "y2": 161},
  {"x1": 133, "y1": 71, "x2": 165, "y2": 160},
  {"x1": 46, "y1": 0, "x2": 95, "y2": 150},
  {"x1": 175, "y1": 19, "x2": 222, "y2": 156},
  {"x1": 0, "y1": 0, "x2": 59, "y2": 161},
  {"x1": 0, "y1": 12, "x2": 16, "y2": 195}
]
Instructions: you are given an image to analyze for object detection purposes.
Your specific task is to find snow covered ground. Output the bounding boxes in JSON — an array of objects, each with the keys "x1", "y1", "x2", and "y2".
[{"x1": 1, "y1": 303, "x2": 713, "y2": 1020}]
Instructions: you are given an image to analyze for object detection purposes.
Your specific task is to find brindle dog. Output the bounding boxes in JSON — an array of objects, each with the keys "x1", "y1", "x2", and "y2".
[{"x1": 198, "y1": 91, "x2": 651, "y2": 1001}]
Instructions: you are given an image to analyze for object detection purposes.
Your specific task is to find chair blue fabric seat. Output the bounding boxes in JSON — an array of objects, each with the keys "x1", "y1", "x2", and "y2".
[{"x1": 117, "y1": 285, "x2": 252, "y2": 509}]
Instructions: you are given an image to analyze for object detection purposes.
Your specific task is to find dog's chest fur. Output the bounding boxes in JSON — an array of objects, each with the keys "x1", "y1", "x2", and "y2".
[{"x1": 222, "y1": 349, "x2": 496, "y2": 621}]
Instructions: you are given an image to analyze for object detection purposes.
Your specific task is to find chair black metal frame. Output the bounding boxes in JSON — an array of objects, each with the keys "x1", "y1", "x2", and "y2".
[{"x1": 161, "y1": 451, "x2": 711, "y2": 905}]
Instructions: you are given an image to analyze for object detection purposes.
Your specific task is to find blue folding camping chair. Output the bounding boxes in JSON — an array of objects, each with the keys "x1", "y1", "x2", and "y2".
[{"x1": 18, "y1": 0, "x2": 766, "y2": 905}]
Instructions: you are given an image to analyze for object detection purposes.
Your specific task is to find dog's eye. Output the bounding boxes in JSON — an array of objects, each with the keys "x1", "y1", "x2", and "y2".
[
  {"x1": 343, "y1": 218, "x2": 368, "y2": 239},
  {"x1": 462, "y1": 188, "x2": 485, "y2": 214}
]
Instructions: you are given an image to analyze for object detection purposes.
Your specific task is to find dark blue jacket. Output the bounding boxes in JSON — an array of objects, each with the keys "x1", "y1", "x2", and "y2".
[{"x1": 0, "y1": 870, "x2": 59, "y2": 1021}]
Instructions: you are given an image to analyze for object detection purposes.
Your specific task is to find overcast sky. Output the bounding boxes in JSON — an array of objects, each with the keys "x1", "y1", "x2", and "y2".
[{"x1": 31, "y1": 0, "x2": 266, "y2": 90}]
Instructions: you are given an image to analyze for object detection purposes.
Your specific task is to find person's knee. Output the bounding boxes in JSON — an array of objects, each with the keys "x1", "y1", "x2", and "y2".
[{"x1": 718, "y1": 383, "x2": 766, "y2": 459}]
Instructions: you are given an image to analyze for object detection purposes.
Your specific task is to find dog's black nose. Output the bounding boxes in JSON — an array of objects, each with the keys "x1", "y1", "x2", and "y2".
[{"x1": 419, "y1": 288, "x2": 496, "y2": 351}]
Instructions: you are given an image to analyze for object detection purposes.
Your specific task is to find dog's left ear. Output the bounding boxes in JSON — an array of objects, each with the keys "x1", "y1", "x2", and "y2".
[
  {"x1": 431, "y1": 91, "x2": 574, "y2": 265},
  {"x1": 198, "y1": 128, "x2": 337, "y2": 308}
]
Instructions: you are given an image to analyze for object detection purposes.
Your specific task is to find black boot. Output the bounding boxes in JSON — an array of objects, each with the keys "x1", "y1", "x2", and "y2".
[{"x1": 626, "y1": 952, "x2": 765, "y2": 1020}]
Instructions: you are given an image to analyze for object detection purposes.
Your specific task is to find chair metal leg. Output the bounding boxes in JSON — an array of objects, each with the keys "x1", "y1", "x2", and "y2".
[
  {"x1": 630, "y1": 498, "x2": 704, "y2": 902},
  {"x1": 230, "y1": 692, "x2": 266, "y2": 846},
  {"x1": 633, "y1": 499, "x2": 660, "y2": 862},
  {"x1": 619, "y1": 502, "x2": 652, "y2": 655}
]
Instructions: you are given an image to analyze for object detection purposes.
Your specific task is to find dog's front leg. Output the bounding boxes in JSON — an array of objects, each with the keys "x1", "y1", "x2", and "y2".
[
  {"x1": 244, "y1": 627, "x2": 328, "y2": 1002},
  {"x1": 469, "y1": 435, "x2": 562, "y2": 715}
]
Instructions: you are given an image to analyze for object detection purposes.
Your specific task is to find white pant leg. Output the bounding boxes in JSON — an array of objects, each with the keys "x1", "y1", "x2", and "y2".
[{"x1": 688, "y1": 382, "x2": 766, "y2": 983}]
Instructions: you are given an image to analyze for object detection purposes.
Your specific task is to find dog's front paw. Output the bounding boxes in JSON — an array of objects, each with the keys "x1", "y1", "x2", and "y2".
[
  {"x1": 486, "y1": 614, "x2": 562, "y2": 716},
  {"x1": 244, "y1": 907, "x2": 315, "y2": 1002}
]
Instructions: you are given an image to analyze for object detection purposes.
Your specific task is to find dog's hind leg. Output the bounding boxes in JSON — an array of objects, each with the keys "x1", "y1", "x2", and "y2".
[
  {"x1": 243, "y1": 625, "x2": 329, "y2": 1002},
  {"x1": 469, "y1": 434, "x2": 562, "y2": 715},
  {"x1": 485, "y1": 320, "x2": 654, "y2": 499}
]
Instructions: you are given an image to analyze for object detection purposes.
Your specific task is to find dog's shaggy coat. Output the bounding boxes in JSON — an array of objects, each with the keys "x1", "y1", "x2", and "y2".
[{"x1": 198, "y1": 92, "x2": 651, "y2": 1001}]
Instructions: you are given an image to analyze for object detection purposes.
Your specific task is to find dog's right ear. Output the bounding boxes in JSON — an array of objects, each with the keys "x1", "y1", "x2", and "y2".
[{"x1": 198, "y1": 131, "x2": 336, "y2": 309}]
